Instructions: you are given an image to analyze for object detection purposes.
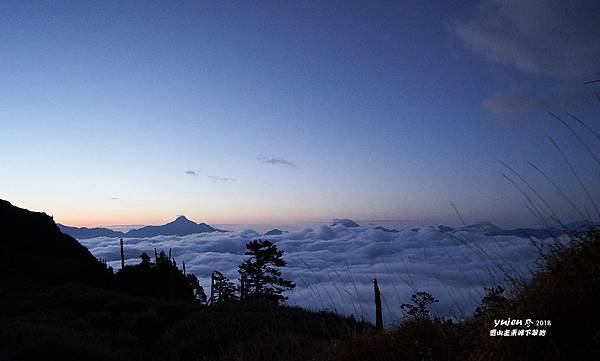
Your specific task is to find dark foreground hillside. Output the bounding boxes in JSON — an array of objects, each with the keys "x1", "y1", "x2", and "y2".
[
  {"x1": 0, "y1": 199, "x2": 112, "y2": 286},
  {"x1": 1, "y1": 283, "x2": 365, "y2": 361},
  {"x1": 0, "y1": 200, "x2": 368, "y2": 361}
]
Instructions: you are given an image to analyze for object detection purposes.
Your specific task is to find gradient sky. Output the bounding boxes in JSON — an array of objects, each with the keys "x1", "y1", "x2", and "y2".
[{"x1": 1, "y1": 0, "x2": 599, "y2": 227}]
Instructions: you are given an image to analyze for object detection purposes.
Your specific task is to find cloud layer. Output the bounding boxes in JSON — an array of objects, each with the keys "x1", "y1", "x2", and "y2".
[{"x1": 81, "y1": 225, "x2": 557, "y2": 324}]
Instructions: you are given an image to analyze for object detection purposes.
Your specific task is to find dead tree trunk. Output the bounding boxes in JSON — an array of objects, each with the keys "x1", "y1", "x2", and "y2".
[
  {"x1": 374, "y1": 278, "x2": 383, "y2": 331},
  {"x1": 119, "y1": 238, "x2": 125, "y2": 270},
  {"x1": 239, "y1": 271, "x2": 246, "y2": 300},
  {"x1": 209, "y1": 271, "x2": 216, "y2": 304}
]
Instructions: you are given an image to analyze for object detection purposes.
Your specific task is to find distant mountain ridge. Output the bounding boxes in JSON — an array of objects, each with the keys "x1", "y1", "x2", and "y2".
[
  {"x1": 373, "y1": 226, "x2": 399, "y2": 233},
  {"x1": 125, "y1": 215, "x2": 225, "y2": 238},
  {"x1": 59, "y1": 214, "x2": 600, "y2": 241},
  {"x1": 264, "y1": 229, "x2": 285, "y2": 236},
  {"x1": 331, "y1": 219, "x2": 361, "y2": 227},
  {"x1": 59, "y1": 215, "x2": 226, "y2": 239},
  {"x1": 58, "y1": 224, "x2": 126, "y2": 239},
  {"x1": 429, "y1": 221, "x2": 600, "y2": 239}
]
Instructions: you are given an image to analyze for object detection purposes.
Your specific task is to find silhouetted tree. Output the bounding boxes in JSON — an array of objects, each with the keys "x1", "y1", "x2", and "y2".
[
  {"x1": 139, "y1": 252, "x2": 152, "y2": 267},
  {"x1": 238, "y1": 239, "x2": 295, "y2": 303},
  {"x1": 401, "y1": 291, "x2": 438, "y2": 320},
  {"x1": 474, "y1": 285, "x2": 508, "y2": 317},
  {"x1": 210, "y1": 271, "x2": 237, "y2": 303},
  {"x1": 187, "y1": 273, "x2": 208, "y2": 304},
  {"x1": 115, "y1": 250, "x2": 206, "y2": 304}
]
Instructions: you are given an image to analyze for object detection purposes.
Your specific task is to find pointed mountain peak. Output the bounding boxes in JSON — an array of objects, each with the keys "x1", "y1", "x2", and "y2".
[{"x1": 173, "y1": 215, "x2": 194, "y2": 224}]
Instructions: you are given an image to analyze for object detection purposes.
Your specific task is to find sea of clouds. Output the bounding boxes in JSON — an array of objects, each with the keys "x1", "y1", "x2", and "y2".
[{"x1": 80, "y1": 224, "x2": 559, "y2": 325}]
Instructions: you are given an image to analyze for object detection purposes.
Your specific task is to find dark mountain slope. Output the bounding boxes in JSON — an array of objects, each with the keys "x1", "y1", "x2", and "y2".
[{"x1": 0, "y1": 199, "x2": 111, "y2": 285}]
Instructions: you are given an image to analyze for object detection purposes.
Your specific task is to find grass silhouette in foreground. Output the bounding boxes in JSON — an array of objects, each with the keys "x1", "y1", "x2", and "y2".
[{"x1": 330, "y1": 229, "x2": 600, "y2": 361}]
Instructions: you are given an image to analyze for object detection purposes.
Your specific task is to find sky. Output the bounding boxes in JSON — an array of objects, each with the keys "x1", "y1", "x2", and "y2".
[{"x1": 1, "y1": 0, "x2": 600, "y2": 228}]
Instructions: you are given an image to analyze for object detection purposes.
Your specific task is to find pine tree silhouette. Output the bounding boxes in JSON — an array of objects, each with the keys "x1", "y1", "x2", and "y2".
[
  {"x1": 115, "y1": 251, "x2": 206, "y2": 304},
  {"x1": 238, "y1": 240, "x2": 295, "y2": 303},
  {"x1": 210, "y1": 271, "x2": 237, "y2": 303},
  {"x1": 400, "y1": 291, "x2": 438, "y2": 320}
]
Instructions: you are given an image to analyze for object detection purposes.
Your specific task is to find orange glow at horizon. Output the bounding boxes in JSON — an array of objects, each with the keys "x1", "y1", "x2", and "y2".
[{"x1": 55, "y1": 211, "x2": 334, "y2": 228}]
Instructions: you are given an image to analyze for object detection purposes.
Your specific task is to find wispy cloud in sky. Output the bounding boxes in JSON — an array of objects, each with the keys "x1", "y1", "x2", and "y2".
[
  {"x1": 186, "y1": 169, "x2": 236, "y2": 183},
  {"x1": 482, "y1": 87, "x2": 597, "y2": 119},
  {"x1": 207, "y1": 175, "x2": 237, "y2": 183},
  {"x1": 452, "y1": 0, "x2": 600, "y2": 119},
  {"x1": 185, "y1": 170, "x2": 201, "y2": 176},
  {"x1": 453, "y1": 0, "x2": 600, "y2": 79},
  {"x1": 258, "y1": 156, "x2": 296, "y2": 167}
]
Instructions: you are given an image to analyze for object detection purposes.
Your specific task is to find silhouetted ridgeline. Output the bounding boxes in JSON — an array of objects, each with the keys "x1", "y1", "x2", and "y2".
[
  {"x1": 0, "y1": 200, "x2": 368, "y2": 361},
  {"x1": 58, "y1": 215, "x2": 227, "y2": 239},
  {"x1": 57, "y1": 224, "x2": 126, "y2": 239},
  {"x1": 0, "y1": 199, "x2": 112, "y2": 286}
]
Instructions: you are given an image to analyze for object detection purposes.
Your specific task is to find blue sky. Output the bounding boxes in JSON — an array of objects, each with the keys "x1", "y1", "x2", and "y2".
[{"x1": 1, "y1": 0, "x2": 599, "y2": 227}]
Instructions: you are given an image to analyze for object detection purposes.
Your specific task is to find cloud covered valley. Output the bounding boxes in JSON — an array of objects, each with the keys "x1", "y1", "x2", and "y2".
[{"x1": 80, "y1": 224, "x2": 558, "y2": 324}]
